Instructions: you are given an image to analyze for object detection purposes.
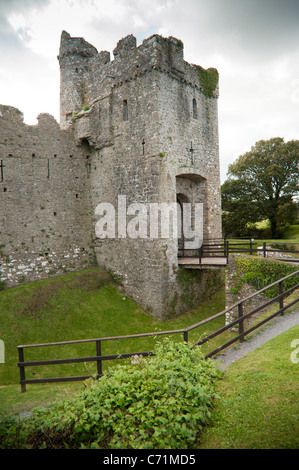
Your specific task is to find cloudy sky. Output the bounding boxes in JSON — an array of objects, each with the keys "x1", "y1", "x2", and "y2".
[{"x1": 0, "y1": 0, "x2": 298, "y2": 182}]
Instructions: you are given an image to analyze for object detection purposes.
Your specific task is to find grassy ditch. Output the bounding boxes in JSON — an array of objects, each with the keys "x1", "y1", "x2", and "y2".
[{"x1": 0, "y1": 267, "x2": 228, "y2": 415}]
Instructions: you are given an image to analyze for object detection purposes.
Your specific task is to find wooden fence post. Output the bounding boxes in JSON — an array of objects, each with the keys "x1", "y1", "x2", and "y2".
[
  {"x1": 238, "y1": 302, "x2": 245, "y2": 342},
  {"x1": 183, "y1": 331, "x2": 188, "y2": 343},
  {"x1": 18, "y1": 347, "x2": 26, "y2": 393},
  {"x1": 263, "y1": 242, "x2": 266, "y2": 258},
  {"x1": 279, "y1": 281, "x2": 284, "y2": 315},
  {"x1": 96, "y1": 340, "x2": 102, "y2": 378}
]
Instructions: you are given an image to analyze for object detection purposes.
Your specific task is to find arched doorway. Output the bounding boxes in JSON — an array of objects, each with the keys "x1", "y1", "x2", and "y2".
[
  {"x1": 176, "y1": 173, "x2": 207, "y2": 258},
  {"x1": 177, "y1": 193, "x2": 190, "y2": 257}
]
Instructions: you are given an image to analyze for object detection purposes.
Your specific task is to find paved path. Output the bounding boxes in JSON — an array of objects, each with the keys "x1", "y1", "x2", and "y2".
[{"x1": 214, "y1": 309, "x2": 299, "y2": 371}]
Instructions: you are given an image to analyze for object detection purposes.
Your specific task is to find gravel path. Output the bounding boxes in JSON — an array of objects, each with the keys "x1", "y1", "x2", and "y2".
[{"x1": 214, "y1": 309, "x2": 299, "y2": 371}]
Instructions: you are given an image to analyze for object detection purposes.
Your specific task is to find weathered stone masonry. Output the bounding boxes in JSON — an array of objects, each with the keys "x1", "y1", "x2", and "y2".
[
  {"x1": 0, "y1": 106, "x2": 94, "y2": 285},
  {"x1": 0, "y1": 31, "x2": 222, "y2": 319}
]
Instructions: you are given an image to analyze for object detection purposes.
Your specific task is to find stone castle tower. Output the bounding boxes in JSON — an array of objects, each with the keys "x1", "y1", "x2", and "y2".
[{"x1": 0, "y1": 31, "x2": 222, "y2": 318}]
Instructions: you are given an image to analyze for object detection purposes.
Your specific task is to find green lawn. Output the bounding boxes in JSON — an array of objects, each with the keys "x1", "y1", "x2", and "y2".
[
  {"x1": 250, "y1": 222, "x2": 299, "y2": 242},
  {"x1": 0, "y1": 268, "x2": 228, "y2": 415},
  {"x1": 281, "y1": 224, "x2": 299, "y2": 243},
  {"x1": 199, "y1": 324, "x2": 299, "y2": 449}
]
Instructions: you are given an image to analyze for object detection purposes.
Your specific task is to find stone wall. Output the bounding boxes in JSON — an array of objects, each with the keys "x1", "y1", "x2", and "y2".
[
  {"x1": 0, "y1": 31, "x2": 223, "y2": 319},
  {"x1": 0, "y1": 105, "x2": 95, "y2": 287},
  {"x1": 64, "y1": 32, "x2": 222, "y2": 317},
  {"x1": 225, "y1": 255, "x2": 270, "y2": 330}
]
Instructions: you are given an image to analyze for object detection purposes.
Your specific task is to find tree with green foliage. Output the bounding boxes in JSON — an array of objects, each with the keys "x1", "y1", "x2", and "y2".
[{"x1": 222, "y1": 138, "x2": 299, "y2": 238}]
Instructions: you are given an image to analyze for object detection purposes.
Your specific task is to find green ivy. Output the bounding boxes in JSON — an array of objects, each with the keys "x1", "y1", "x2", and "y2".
[
  {"x1": 197, "y1": 66, "x2": 219, "y2": 98},
  {"x1": 236, "y1": 257, "x2": 299, "y2": 298}
]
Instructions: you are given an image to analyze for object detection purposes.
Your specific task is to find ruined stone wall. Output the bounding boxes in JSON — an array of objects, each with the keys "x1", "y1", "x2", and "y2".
[
  {"x1": 58, "y1": 31, "x2": 98, "y2": 129},
  {"x1": 0, "y1": 105, "x2": 94, "y2": 287},
  {"x1": 225, "y1": 255, "x2": 270, "y2": 330},
  {"x1": 0, "y1": 31, "x2": 223, "y2": 319}
]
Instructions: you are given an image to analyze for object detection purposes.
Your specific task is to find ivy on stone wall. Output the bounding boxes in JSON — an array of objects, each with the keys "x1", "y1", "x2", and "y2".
[
  {"x1": 197, "y1": 66, "x2": 219, "y2": 98},
  {"x1": 236, "y1": 256, "x2": 299, "y2": 298}
]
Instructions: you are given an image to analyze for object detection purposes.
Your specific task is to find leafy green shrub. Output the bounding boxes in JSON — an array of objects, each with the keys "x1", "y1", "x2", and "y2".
[
  {"x1": 0, "y1": 411, "x2": 27, "y2": 449},
  {"x1": 1, "y1": 340, "x2": 221, "y2": 449},
  {"x1": 236, "y1": 257, "x2": 299, "y2": 298}
]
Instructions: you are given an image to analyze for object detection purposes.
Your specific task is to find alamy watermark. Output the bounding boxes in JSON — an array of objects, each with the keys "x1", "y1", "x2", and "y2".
[
  {"x1": 95, "y1": 195, "x2": 203, "y2": 249},
  {"x1": 290, "y1": 339, "x2": 299, "y2": 364}
]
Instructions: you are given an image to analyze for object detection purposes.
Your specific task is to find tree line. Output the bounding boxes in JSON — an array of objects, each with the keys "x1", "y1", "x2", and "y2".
[{"x1": 221, "y1": 137, "x2": 299, "y2": 239}]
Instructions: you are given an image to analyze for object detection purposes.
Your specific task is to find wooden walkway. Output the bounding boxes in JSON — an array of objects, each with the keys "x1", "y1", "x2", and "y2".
[
  {"x1": 178, "y1": 239, "x2": 299, "y2": 269},
  {"x1": 178, "y1": 256, "x2": 227, "y2": 268}
]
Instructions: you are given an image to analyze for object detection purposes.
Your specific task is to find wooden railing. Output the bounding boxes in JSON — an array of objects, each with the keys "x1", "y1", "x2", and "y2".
[
  {"x1": 17, "y1": 270, "x2": 299, "y2": 392},
  {"x1": 197, "y1": 239, "x2": 299, "y2": 264}
]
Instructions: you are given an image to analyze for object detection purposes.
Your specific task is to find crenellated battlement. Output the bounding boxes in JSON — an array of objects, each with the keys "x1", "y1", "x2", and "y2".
[
  {"x1": 58, "y1": 30, "x2": 98, "y2": 60},
  {"x1": 0, "y1": 104, "x2": 24, "y2": 123},
  {"x1": 59, "y1": 32, "x2": 219, "y2": 129}
]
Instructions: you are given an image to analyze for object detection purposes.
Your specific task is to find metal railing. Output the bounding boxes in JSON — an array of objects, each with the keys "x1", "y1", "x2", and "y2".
[{"x1": 17, "y1": 270, "x2": 299, "y2": 392}]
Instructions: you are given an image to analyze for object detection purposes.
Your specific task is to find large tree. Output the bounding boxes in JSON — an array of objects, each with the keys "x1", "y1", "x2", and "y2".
[{"x1": 222, "y1": 137, "x2": 299, "y2": 238}]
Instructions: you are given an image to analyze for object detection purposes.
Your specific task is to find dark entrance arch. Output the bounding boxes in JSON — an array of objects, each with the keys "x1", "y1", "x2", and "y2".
[{"x1": 176, "y1": 193, "x2": 190, "y2": 257}]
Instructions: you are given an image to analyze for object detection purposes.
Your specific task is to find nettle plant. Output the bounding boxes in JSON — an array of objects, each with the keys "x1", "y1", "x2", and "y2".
[{"x1": 3, "y1": 339, "x2": 221, "y2": 449}]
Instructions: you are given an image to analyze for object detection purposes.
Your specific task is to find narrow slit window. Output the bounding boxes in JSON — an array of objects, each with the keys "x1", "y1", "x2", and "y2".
[
  {"x1": 86, "y1": 162, "x2": 91, "y2": 179},
  {"x1": 123, "y1": 100, "x2": 128, "y2": 121},
  {"x1": 192, "y1": 98, "x2": 198, "y2": 119},
  {"x1": 0, "y1": 160, "x2": 4, "y2": 182}
]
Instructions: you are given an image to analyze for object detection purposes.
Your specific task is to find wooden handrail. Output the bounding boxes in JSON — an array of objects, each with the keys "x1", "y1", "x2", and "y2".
[{"x1": 17, "y1": 269, "x2": 299, "y2": 392}]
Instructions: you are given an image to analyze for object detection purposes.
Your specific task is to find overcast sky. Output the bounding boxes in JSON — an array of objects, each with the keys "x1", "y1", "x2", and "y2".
[{"x1": 0, "y1": 0, "x2": 298, "y2": 182}]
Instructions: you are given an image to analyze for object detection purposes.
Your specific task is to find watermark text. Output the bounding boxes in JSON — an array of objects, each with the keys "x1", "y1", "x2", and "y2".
[{"x1": 95, "y1": 196, "x2": 203, "y2": 249}]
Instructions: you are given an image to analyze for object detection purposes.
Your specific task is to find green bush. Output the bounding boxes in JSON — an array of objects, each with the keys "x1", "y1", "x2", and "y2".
[
  {"x1": 236, "y1": 257, "x2": 299, "y2": 298},
  {"x1": 1, "y1": 340, "x2": 221, "y2": 449}
]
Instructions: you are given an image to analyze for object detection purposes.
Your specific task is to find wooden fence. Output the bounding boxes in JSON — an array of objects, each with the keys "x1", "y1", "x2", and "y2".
[
  {"x1": 17, "y1": 270, "x2": 299, "y2": 392},
  {"x1": 198, "y1": 239, "x2": 299, "y2": 264}
]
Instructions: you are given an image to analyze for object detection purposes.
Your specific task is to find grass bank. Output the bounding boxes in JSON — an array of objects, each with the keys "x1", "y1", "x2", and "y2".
[
  {"x1": 0, "y1": 267, "x2": 227, "y2": 415},
  {"x1": 199, "y1": 324, "x2": 299, "y2": 449}
]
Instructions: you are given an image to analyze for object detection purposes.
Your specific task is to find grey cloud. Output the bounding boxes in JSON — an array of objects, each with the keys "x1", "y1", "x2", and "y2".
[
  {"x1": 156, "y1": 0, "x2": 299, "y2": 64},
  {"x1": 0, "y1": 0, "x2": 50, "y2": 12},
  {"x1": 0, "y1": 0, "x2": 51, "y2": 51}
]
